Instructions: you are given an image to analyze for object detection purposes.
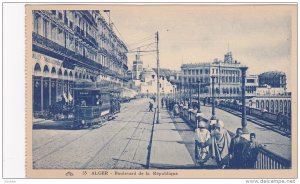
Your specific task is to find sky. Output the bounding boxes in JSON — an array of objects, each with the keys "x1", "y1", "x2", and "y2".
[{"x1": 104, "y1": 5, "x2": 296, "y2": 90}]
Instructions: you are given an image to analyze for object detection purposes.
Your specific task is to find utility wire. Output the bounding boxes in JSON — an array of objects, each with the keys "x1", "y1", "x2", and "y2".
[
  {"x1": 127, "y1": 35, "x2": 155, "y2": 47},
  {"x1": 128, "y1": 42, "x2": 156, "y2": 52}
]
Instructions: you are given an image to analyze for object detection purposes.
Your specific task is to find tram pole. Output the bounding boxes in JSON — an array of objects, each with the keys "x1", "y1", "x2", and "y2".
[{"x1": 156, "y1": 31, "x2": 160, "y2": 124}]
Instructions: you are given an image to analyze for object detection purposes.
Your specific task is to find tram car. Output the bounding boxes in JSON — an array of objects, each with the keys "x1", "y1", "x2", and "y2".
[{"x1": 72, "y1": 81, "x2": 120, "y2": 129}]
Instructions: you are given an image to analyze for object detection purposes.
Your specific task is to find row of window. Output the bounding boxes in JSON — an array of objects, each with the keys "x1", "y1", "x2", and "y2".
[
  {"x1": 183, "y1": 76, "x2": 240, "y2": 84},
  {"x1": 183, "y1": 69, "x2": 209, "y2": 75},
  {"x1": 34, "y1": 11, "x2": 127, "y2": 63},
  {"x1": 255, "y1": 99, "x2": 291, "y2": 115},
  {"x1": 181, "y1": 86, "x2": 241, "y2": 94},
  {"x1": 182, "y1": 68, "x2": 240, "y2": 76},
  {"x1": 33, "y1": 11, "x2": 127, "y2": 77}
]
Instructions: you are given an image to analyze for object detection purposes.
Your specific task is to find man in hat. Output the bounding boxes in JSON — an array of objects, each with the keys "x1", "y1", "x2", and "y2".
[
  {"x1": 229, "y1": 128, "x2": 247, "y2": 169},
  {"x1": 244, "y1": 133, "x2": 264, "y2": 169},
  {"x1": 211, "y1": 119, "x2": 232, "y2": 169},
  {"x1": 195, "y1": 121, "x2": 211, "y2": 166}
]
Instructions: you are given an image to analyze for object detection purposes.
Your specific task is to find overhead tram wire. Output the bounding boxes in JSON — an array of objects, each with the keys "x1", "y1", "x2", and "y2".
[
  {"x1": 127, "y1": 42, "x2": 156, "y2": 53},
  {"x1": 126, "y1": 35, "x2": 156, "y2": 48},
  {"x1": 127, "y1": 34, "x2": 155, "y2": 45}
]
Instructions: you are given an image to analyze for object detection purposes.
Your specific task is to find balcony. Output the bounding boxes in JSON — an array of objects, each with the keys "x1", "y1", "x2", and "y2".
[
  {"x1": 74, "y1": 26, "x2": 97, "y2": 48},
  {"x1": 86, "y1": 33, "x2": 98, "y2": 47},
  {"x1": 32, "y1": 32, "x2": 103, "y2": 71}
]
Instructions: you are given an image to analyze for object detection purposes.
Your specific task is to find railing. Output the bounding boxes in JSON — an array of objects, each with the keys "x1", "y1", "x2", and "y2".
[
  {"x1": 33, "y1": 32, "x2": 103, "y2": 71},
  {"x1": 255, "y1": 148, "x2": 290, "y2": 169},
  {"x1": 218, "y1": 101, "x2": 291, "y2": 130},
  {"x1": 176, "y1": 105, "x2": 291, "y2": 169}
]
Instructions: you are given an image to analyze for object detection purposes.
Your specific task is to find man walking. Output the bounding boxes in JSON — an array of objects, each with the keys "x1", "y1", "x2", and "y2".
[
  {"x1": 149, "y1": 101, "x2": 153, "y2": 112},
  {"x1": 161, "y1": 98, "x2": 164, "y2": 108}
]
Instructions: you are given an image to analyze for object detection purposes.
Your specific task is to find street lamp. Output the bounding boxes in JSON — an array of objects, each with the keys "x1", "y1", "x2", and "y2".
[
  {"x1": 240, "y1": 66, "x2": 248, "y2": 133},
  {"x1": 189, "y1": 82, "x2": 192, "y2": 108},
  {"x1": 197, "y1": 80, "x2": 201, "y2": 113},
  {"x1": 211, "y1": 76, "x2": 216, "y2": 120},
  {"x1": 196, "y1": 80, "x2": 202, "y2": 126},
  {"x1": 183, "y1": 84, "x2": 186, "y2": 106}
]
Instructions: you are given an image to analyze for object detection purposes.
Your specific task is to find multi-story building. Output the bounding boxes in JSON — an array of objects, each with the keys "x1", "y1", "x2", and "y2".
[
  {"x1": 32, "y1": 10, "x2": 128, "y2": 116},
  {"x1": 180, "y1": 52, "x2": 245, "y2": 98},
  {"x1": 246, "y1": 75, "x2": 259, "y2": 97},
  {"x1": 258, "y1": 71, "x2": 287, "y2": 88}
]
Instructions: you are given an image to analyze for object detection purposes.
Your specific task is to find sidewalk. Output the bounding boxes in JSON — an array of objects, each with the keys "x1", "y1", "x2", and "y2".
[
  {"x1": 200, "y1": 105, "x2": 291, "y2": 160},
  {"x1": 149, "y1": 108, "x2": 195, "y2": 169}
]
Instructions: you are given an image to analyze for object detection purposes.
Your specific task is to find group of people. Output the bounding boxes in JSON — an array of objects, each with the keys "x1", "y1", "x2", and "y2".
[{"x1": 195, "y1": 119, "x2": 262, "y2": 169}]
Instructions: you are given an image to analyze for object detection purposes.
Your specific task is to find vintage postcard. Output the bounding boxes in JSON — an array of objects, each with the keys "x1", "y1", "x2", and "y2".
[{"x1": 25, "y1": 4, "x2": 298, "y2": 178}]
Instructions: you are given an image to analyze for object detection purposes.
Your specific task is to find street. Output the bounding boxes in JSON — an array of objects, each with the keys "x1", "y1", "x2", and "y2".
[
  {"x1": 32, "y1": 98, "x2": 290, "y2": 169},
  {"x1": 32, "y1": 98, "x2": 197, "y2": 169},
  {"x1": 33, "y1": 98, "x2": 154, "y2": 169}
]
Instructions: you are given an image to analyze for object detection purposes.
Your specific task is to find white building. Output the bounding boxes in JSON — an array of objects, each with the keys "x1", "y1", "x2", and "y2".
[
  {"x1": 246, "y1": 75, "x2": 259, "y2": 97},
  {"x1": 180, "y1": 52, "x2": 245, "y2": 98},
  {"x1": 140, "y1": 66, "x2": 175, "y2": 96}
]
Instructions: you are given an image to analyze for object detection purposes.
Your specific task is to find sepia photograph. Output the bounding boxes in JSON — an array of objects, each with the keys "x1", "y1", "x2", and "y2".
[{"x1": 25, "y1": 4, "x2": 297, "y2": 178}]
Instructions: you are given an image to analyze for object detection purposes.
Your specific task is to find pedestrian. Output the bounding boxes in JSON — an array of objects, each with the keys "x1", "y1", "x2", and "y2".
[
  {"x1": 195, "y1": 121, "x2": 211, "y2": 166},
  {"x1": 149, "y1": 101, "x2": 153, "y2": 112},
  {"x1": 168, "y1": 100, "x2": 173, "y2": 111},
  {"x1": 244, "y1": 133, "x2": 263, "y2": 169},
  {"x1": 161, "y1": 98, "x2": 164, "y2": 108},
  {"x1": 229, "y1": 128, "x2": 247, "y2": 169},
  {"x1": 173, "y1": 103, "x2": 179, "y2": 118},
  {"x1": 211, "y1": 120, "x2": 231, "y2": 169}
]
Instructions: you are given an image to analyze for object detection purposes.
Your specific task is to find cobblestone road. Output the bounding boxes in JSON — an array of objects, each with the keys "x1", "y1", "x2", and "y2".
[{"x1": 33, "y1": 98, "x2": 156, "y2": 169}]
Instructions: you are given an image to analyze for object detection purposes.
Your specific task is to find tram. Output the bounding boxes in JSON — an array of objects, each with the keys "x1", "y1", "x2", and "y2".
[{"x1": 72, "y1": 80, "x2": 121, "y2": 129}]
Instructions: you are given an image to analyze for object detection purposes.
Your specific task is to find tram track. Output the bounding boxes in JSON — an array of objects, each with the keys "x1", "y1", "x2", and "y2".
[
  {"x1": 111, "y1": 112, "x2": 148, "y2": 169},
  {"x1": 33, "y1": 100, "x2": 142, "y2": 166},
  {"x1": 79, "y1": 108, "x2": 143, "y2": 168},
  {"x1": 33, "y1": 99, "x2": 141, "y2": 152}
]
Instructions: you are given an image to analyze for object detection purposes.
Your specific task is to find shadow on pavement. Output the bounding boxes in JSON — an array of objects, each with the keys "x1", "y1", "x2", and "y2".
[
  {"x1": 33, "y1": 120, "x2": 106, "y2": 130},
  {"x1": 33, "y1": 120, "x2": 74, "y2": 130}
]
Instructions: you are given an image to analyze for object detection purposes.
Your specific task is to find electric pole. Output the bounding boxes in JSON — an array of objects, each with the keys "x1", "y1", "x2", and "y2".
[{"x1": 156, "y1": 31, "x2": 160, "y2": 124}]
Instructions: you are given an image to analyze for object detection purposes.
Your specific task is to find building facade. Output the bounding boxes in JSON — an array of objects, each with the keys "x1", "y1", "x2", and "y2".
[
  {"x1": 139, "y1": 66, "x2": 175, "y2": 96},
  {"x1": 32, "y1": 10, "x2": 128, "y2": 116},
  {"x1": 180, "y1": 52, "x2": 245, "y2": 98},
  {"x1": 246, "y1": 75, "x2": 259, "y2": 97},
  {"x1": 258, "y1": 71, "x2": 287, "y2": 88}
]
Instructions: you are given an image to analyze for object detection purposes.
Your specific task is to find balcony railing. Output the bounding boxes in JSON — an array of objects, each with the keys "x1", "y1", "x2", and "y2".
[
  {"x1": 32, "y1": 32, "x2": 103, "y2": 71},
  {"x1": 86, "y1": 32, "x2": 98, "y2": 47}
]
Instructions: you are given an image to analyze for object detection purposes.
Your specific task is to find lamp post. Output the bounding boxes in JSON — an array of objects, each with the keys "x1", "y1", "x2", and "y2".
[
  {"x1": 189, "y1": 83, "x2": 192, "y2": 108},
  {"x1": 174, "y1": 85, "x2": 177, "y2": 103},
  {"x1": 211, "y1": 76, "x2": 216, "y2": 120},
  {"x1": 179, "y1": 83, "x2": 182, "y2": 104},
  {"x1": 196, "y1": 80, "x2": 202, "y2": 126},
  {"x1": 156, "y1": 31, "x2": 160, "y2": 124},
  {"x1": 197, "y1": 80, "x2": 201, "y2": 113},
  {"x1": 240, "y1": 66, "x2": 248, "y2": 133},
  {"x1": 183, "y1": 84, "x2": 186, "y2": 106}
]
